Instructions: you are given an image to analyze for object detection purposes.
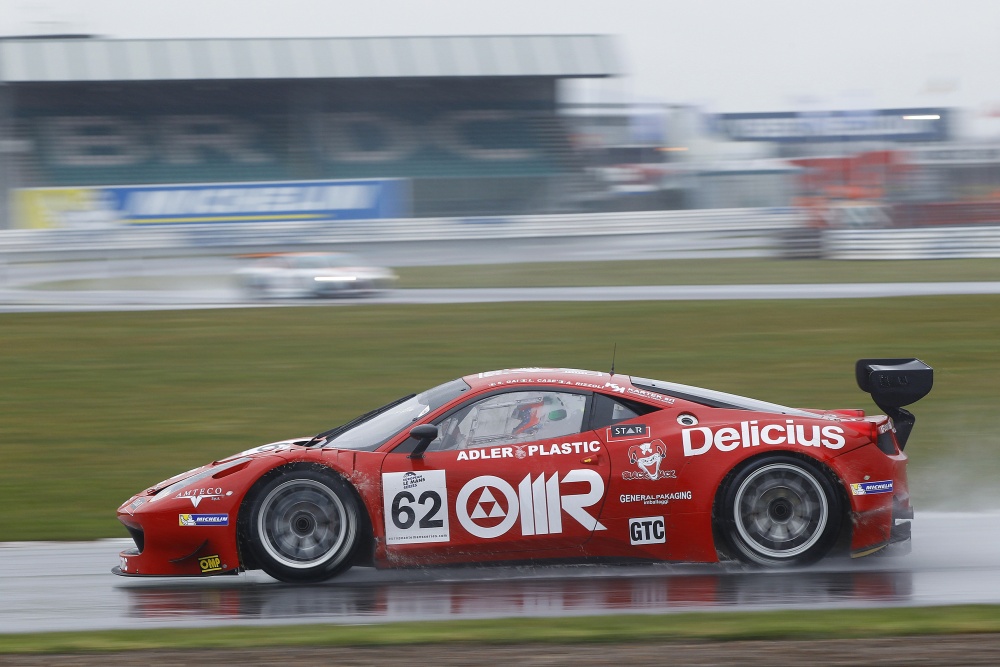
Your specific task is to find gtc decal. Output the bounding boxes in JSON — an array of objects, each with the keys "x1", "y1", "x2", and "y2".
[
  {"x1": 682, "y1": 421, "x2": 846, "y2": 457},
  {"x1": 608, "y1": 424, "x2": 650, "y2": 440},
  {"x1": 198, "y1": 555, "x2": 223, "y2": 573},
  {"x1": 851, "y1": 480, "x2": 894, "y2": 495},
  {"x1": 179, "y1": 513, "x2": 228, "y2": 526},
  {"x1": 456, "y1": 469, "x2": 607, "y2": 539},
  {"x1": 629, "y1": 516, "x2": 666, "y2": 545},
  {"x1": 383, "y1": 470, "x2": 450, "y2": 545},
  {"x1": 623, "y1": 440, "x2": 675, "y2": 480},
  {"x1": 457, "y1": 441, "x2": 601, "y2": 461}
]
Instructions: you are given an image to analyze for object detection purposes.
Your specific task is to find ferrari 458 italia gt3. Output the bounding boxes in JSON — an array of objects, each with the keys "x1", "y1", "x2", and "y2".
[{"x1": 115, "y1": 359, "x2": 932, "y2": 582}]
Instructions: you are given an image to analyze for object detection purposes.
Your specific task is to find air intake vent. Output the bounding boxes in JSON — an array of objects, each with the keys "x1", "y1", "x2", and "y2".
[
  {"x1": 124, "y1": 524, "x2": 145, "y2": 553},
  {"x1": 876, "y1": 429, "x2": 898, "y2": 455}
]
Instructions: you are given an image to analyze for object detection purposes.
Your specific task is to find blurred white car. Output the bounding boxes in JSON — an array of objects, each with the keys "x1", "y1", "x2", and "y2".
[{"x1": 235, "y1": 252, "x2": 397, "y2": 298}]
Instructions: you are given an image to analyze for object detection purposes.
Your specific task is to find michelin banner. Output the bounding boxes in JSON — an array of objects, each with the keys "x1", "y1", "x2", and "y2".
[{"x1": 14, "y1": 178, "x2": 410, "y2": 229}]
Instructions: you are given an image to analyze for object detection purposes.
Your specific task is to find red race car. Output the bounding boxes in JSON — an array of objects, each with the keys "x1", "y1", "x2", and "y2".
[{"x1": 114, "y1": 359, "x2": 932, "y2": 582}]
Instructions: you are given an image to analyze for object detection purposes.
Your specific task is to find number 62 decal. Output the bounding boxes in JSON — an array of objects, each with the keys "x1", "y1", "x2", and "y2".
[{"x1": 382, "y1": 470, "x2": 450, "y2": 544}]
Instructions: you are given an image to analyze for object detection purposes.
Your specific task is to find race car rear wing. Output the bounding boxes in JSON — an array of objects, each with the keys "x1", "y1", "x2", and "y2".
[{"x1": 856, "y1": 358, "x2": 933, "y2": 450}]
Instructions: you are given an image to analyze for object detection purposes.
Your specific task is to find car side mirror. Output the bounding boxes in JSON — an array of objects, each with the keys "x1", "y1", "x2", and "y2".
[
  {"x1": 407, "y1": 424, "x2": 439, "y2": 459},
  {"x1": 548, "y1": 409, "x2": 567, "y2": 421}
]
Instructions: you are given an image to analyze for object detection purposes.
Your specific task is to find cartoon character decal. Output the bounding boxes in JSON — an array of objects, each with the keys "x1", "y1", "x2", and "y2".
[{"x1": 626, "y1": 440, "x2": 672, "y2": 480}]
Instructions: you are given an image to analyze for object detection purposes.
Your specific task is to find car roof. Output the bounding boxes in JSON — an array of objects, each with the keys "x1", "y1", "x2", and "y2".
[
  {"x1": 462, "y1": 368, "x2": 614, "y2": 391},
  {"x1": 461, "y1": 367, "x2": 830, "y2": 418}
]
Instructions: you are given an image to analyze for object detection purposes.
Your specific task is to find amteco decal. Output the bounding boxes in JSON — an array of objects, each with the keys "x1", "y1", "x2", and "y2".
[
  {"x1": 682, "y1": 421, "x2": 846, "y2": 456},
  {"x1": 174, "y1": 487, "x2": 232, "y2": 507}
]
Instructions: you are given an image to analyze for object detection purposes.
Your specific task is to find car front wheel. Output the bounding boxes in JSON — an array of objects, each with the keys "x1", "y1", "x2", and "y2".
[
  {"x1": 718, "y1": 455, "x2": 842, "y2": 567},
  {"x1": 242, "y1": 465, "x2": 360, "y2": 582}
]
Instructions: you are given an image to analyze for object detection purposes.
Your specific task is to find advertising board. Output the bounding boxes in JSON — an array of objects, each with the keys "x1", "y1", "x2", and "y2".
[{"x1": 14, "y1": 178, "x2": 410, "y2": 229}]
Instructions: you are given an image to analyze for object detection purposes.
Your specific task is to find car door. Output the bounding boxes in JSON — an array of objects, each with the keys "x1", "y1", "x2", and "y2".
[
  {"x1": 589, "y1": 392, "x2": 691, "y2": 557},
  {"x1": 380, "y1": 389, "x2": 612, "y2": 560}
]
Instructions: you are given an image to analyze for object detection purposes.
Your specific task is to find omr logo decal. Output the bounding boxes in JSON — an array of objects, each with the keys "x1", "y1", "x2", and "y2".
[
  {"x1": 199, "y1": 555, "x2": 223, "y2": 573},
  {"x1": 456, "y1": 469, "x2": 607, "y2": 539}
]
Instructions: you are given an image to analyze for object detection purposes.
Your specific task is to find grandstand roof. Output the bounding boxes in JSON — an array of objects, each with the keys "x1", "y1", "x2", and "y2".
[{"x1": 0, "y1": 34, "x2": 621, "y2": 83}]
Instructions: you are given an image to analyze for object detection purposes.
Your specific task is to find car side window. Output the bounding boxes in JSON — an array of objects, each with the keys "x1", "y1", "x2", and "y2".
[
  {"x1": 427, "y1": 391, "x2": 588, "y2": 452},
  {"x1": 589, "y1": 393, "x2": 658, "y2": 430}
]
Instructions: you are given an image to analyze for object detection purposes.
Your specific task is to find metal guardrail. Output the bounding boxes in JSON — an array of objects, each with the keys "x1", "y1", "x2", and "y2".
[
  {"x1": 6, "y1": 208, "x2": 998, "y2": 262},
  {"x1": 0, "y1": 208, "x2": 805, "y2": 261},
  {"x1": 824, "y1": 226, "x2": 1000, "y2": 259}
]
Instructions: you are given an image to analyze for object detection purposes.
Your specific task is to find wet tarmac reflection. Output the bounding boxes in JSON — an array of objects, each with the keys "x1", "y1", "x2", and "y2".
[{"x1": 121, "y1": 566, "x2": 914, "y2": 623}]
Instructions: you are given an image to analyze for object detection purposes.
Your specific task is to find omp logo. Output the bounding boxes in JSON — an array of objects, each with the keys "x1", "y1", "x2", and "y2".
[
  {"x1": 198, "y1": 555, "x2": 223, "y2": 573},
  {"x1": 851, "y1": 480, "x2": 894, "y2": 496},
  {"x1": 629, "y1": 517, "x2": 666, "y2": 545},
  {"x1": 682, "y1": 421, "x2": 846, "y2": 456},
  {"x1": 456, "y1": 470, "x2": 606, "y2": 539}
]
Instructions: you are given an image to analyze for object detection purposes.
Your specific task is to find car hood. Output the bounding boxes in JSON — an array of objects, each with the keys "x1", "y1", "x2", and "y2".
[{"x1": 144, "y1": 438, "x2": 307, "y2": 496}]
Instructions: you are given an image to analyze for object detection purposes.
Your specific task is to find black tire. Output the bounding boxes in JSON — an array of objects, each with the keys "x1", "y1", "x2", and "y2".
[
  {"x1": 241, "y1": 465, "x2": 360, "y2": 583},
  {"x1": 718, "y1": 455, "x2": 842, "y2": 567}
]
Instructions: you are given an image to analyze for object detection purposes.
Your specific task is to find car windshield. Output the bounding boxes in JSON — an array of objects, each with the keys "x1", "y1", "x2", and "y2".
[
  {"x1": 293, "y1": 253, "x2": 363, "y2": 269},
  {"x1": 323, "y1": 378, "x2": 470, "y2": 451}
]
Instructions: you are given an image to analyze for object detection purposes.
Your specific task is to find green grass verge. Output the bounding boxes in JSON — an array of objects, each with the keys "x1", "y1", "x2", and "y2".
[
  {"x1": 1, "y1": 296, "x2": 999, "y2": 541},
  {"x1": 3, "y1": 605, "x2": 1000, "y2": 653}
]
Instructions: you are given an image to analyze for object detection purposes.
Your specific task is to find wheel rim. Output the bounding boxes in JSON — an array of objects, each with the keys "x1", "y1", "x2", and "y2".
[
  {"x1": 257, "y1": 479, "x2": 349, "y2": 569},
  {"x1": 733, "y1": 462, "x2": 828, "y2": 560}
]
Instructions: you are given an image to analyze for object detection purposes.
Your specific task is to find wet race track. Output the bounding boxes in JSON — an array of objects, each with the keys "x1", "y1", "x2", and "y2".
[
  {"x1": 3, "y1": 252, "x2": 1000, "y2": 635},
  {"x1": 3, "y1": 512, "x2": 1000, "y2": 633}
]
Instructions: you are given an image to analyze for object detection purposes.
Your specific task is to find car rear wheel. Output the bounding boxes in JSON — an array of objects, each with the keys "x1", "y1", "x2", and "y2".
[
  {"x1": 243, "y1": 466, "x2": 359, "y2": 582},
  {"x1": 719, "y1": 455, "x2": 842, "y2": 567}
]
